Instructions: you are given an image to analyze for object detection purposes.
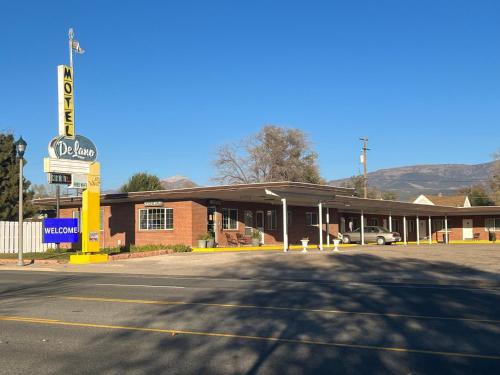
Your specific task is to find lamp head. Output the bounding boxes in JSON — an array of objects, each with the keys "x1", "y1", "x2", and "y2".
[{"x1": 15, "y1": 136, "x2": 27, "y2": 158}]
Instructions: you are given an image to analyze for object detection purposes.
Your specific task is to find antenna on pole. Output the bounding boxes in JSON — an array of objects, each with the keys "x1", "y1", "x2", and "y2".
[{"x1": 359, "y1": 137, "x2": 370, "y2": 198}]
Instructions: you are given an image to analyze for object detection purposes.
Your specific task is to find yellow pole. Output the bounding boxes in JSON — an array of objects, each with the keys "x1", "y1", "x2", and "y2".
[{"x1": 70, "y1": 162, "x2": 107, "y2": 263}]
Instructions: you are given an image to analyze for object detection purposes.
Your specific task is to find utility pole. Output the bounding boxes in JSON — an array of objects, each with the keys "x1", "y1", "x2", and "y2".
[{"x1": 359, "y1": 137, "x2": 369, "y2": 198}]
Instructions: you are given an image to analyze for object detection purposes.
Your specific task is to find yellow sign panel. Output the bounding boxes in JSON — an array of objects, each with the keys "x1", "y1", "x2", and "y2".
[
  {"x1": 57, "y1": 65, "x2": 75, "y2": 138},
  {"x1": 81, "y1": 162, "x2": 101, "y2": 253}
]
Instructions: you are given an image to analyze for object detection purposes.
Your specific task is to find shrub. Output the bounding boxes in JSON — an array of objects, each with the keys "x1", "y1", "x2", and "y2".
[{"x1": 169, "y1": 244, "x2": 192, "y2": 252}]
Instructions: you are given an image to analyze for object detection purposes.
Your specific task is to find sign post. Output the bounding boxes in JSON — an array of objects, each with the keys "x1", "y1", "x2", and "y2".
[{"x1": 45, "y1": 28, "x2": 107, "y2": 264}]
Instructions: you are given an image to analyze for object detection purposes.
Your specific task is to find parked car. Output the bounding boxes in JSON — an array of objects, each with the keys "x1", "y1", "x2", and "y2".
[{"x1": 341, "y1": 226, "x2": 401, "y2": 245}]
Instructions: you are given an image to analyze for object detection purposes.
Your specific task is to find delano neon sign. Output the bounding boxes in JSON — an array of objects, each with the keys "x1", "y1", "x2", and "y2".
[{"x1": 58, "y1": 65, "x2": 75, "y2": 138}]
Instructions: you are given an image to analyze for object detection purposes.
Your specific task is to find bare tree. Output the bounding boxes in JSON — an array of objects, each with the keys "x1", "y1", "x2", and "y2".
[{"x1": 213, "y1": 125, "x2": 322, "y2": 184}]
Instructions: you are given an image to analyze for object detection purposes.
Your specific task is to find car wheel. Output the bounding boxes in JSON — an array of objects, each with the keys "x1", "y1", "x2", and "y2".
[
  {"x1": 342, "y1": 236, "x2": 351, "y2": 244},
  {"x1": 376, "y1": 237, "x2": 385, "y2": 246}
]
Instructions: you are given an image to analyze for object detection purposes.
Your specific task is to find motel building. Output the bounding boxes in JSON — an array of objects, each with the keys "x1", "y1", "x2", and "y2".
[{"x1": 35, "y1": 182, "x2": 500, "y2": 250}]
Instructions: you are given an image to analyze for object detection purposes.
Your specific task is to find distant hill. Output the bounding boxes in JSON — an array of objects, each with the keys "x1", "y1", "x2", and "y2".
[
  {"x1": 329, "y1": 162, "x2": 496, "y2": 201},
  {"x1": 161, "y1": 175, "x2": 198, "y2": 190}
]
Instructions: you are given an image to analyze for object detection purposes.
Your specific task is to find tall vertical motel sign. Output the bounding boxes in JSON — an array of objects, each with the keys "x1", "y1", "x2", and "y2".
[
  {"x1": 57, "y1": 65, "x2": 75, "y2": 138},
  {"x1": 43, "y1": 33, "x2": 106, "y2": 263}
]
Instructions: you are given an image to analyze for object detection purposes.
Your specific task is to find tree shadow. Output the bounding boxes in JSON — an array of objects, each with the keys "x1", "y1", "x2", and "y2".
[{"x1": 4, "y1": 252, "x2": 500, "y2": 374}]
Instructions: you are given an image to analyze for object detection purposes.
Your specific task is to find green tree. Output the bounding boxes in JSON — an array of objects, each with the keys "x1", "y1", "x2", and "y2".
[
  {"x1": 213, "y1": 125, "x2": 323, "y2": 184},
  {"x1": 381, "y1": 191, "x2": 399, "y2": 201},
  {"x1": 459, "y1": 184, "x2": 494, "y2": 206},
  {"x1": 120, "y1": 172, "x2": 163, "y2": 192},
  {"x1": 0, "y1": 133, "x2": 34, "y2": 220},
  {"x1": 340, "y1": 175, "x2": 379, "y2": 198}
]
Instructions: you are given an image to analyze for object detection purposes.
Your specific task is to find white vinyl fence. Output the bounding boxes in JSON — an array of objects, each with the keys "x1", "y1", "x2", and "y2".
[{"x1": 0, "y1": 221, "x2": 55, "y2": 253}]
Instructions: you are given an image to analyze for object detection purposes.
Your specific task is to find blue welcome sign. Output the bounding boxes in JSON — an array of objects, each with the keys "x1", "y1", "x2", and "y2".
[{"x1": 43, "y1": 218, "x2": 79, "y2": 243}]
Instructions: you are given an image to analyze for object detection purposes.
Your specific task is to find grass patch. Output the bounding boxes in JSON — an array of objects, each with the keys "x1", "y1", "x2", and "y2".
[
  {"x1": 0, "y1": 248, "x2": 76, "y2": 260},
  {"x1": 100, "y1": 243, "x2": 192, "y2": 255},
  {"x1": 0, "y1": 243, "x2": 191, "y2": 260}
]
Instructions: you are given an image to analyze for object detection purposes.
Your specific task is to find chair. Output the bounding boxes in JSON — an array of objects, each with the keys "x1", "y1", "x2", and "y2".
[
  {"x1": 224, "y1": 233, "x2": 238, "y2": 247},
  {"x1": 473, "y1": 233, "x2": 480, "y2": 241},
  {"x1": 236, "y1": 233, "x2": 249, "y2": 246}
]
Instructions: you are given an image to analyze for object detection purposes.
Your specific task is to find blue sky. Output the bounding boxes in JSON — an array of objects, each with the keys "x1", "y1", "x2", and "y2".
[{"x1": 1, "y1": 0, "x2": 499, "y2": 189}]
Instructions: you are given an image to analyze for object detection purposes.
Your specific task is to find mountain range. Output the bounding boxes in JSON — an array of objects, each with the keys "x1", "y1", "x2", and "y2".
[{"x1": 329, "y1": 162, "x2": 496, "y2": 201}]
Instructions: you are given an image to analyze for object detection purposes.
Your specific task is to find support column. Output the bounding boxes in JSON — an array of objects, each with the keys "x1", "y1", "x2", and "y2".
[
  {"x1": 416, "y1": 216, "x2": 420, "y2": 245},
  {"x1": 444, "y1": 215, "x2": 449, "y2": 244},
  {"x1": 326, "y1": 207, "x2": 330, "y2": 248},
  {"x1": 389, "y1": 213, "x2": 392, "y2": 232},
  {"x1": 214, "y1": 208, "x2": 219, "y2": 246},
  {"x1": 318, "y1": 202, "x2": 323, "y2": 250},
  {"x1": 428, "y1": 216, "x2": 432, "y2": 245},
  {"x1": 282, "y1": 198, "x2": 288, "y2": 252},
  {"x1": 361, "y1": 210, "x2": 365, "y2": 245},
  {"x1": 403, "y1": 216, "x2": 407, "y2": 245}
]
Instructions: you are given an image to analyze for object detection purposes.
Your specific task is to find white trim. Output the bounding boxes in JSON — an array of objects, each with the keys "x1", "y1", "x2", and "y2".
[
  {"x1": 138, "y1": 207, "x2": 174, "y2": 231},
  {"x1": 221, "y1": 208, "x2": 238, "y2": 231}
]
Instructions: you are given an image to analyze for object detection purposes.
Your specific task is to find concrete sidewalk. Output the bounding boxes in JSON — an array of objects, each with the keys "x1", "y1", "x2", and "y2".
[{"x1": 2, "y1": 244, "x2": 500, "y2": 286}]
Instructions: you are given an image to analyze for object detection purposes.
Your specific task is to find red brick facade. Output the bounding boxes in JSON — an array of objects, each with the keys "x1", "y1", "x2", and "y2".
[{"x1": 59, "y1": 199, "x2": 500, "y2": 248}]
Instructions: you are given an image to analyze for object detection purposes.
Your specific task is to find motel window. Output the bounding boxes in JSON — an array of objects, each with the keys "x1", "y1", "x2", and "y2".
[
  {"x1": 368, "y1": 218, "x2": 379, "y2": 226},
  {"x1": 287, "y1": 211, "x2": 292, "y2": 227},
  {"x1": 244, "y1": 211, "x2": 253, "y2": 236},
  {"x1": 407, "y1": 220, "x2": 415, "y2": 233},
  {"x1": 391, "y1": 219, "x2": 400, "y2": 233},
  {"x1": 266, "y1": 210, "x2": 277, "y2": 230},
  {"x1": 485, "y1": 218, "x2": 500, "y2": 231},
  {"x1": 306, "y1": 212, "x2": 319, "y2": 226},
  {"x1": 139, "y1": 208, "x2": 173, "y2": 230},
  {"x1": 432, "y1": 219, "x2": 445, "y2": 232},
  {"x1": 222, "y1": 208, "x2": 238, "y2": 230}
]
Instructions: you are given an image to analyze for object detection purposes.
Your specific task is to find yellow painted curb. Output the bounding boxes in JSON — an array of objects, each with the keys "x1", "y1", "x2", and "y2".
[
  {"x1": 192, "y1": 244, "x2": 357, "y2": 253},
  {"x1": 69, "y1": 253, "x2": 109, "y2": 264}
]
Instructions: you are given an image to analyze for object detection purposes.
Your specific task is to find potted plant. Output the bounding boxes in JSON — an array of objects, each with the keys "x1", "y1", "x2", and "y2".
[
  {"x1": 197, "y1": 234, "x2": 207, "y2": 248},
  {"x1": 206, "y1": 232, "x2": 215, "y2": 248},
  {"x1": 332, "y1": 236, "x2": 341, "y2": 252},
  {"x1": 251, "y1": 230, "x2": 261, "y2": 246},
  {"x1": 301, "y1": 236, "x2": 309, "y2": 252}
]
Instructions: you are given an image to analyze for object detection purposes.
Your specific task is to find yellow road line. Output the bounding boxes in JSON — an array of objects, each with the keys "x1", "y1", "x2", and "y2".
[
  {"x1": 60, "y1": 296, "x2": 500, "y2": 325},
  {"x1": 1, "y1": 314, "x2": 499, "y2": 361}
]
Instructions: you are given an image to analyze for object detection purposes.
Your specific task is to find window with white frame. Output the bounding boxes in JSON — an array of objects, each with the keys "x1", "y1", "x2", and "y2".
[
  {"x1": 222, "y1": 208, "x2": 238, "y2": 230},
  {"x1": 139, "y1": 208, "x2": 173, "y2": 230},
  {"x1": 485, "y1": 218, "x2": 500, "y2": 231},
  {"x1": 244, "y1": 210, "x2": 253, "y2": 236},
  {"x1": 266, "y1": 210, "x2": 277, "y2": 230},
  {"x1": 306, "y1": 212, "x2": 319, "y2": 226}
]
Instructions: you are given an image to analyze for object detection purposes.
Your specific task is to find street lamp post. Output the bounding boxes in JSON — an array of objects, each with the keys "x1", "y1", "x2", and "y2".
[{"x1": 14, "y1": 136, "x2": 27, "y2": 267}]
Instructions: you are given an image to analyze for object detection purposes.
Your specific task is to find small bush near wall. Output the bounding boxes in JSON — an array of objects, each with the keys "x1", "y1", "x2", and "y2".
[{"x1": 101, "y1": 244, "x2": 192, "y2": 255}]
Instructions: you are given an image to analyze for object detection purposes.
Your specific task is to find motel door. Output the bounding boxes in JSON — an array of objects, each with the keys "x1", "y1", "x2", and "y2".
[
  {"x1": 207, "y1": 207, "x2": 216, "y2": 237},
  {"x1": 419, "y1": 219, "x2": 427, "y2": 240},
  {"x1": 256, "y1": 211, "x2": 264, "y2": 245},
  {"x1": 462, "y1": 219, "x2": 473, "y2": 240}
]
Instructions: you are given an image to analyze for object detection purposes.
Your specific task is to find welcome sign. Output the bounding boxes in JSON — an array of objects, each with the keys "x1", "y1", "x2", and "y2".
[{"x1": 42, "y1": 218, "x2": 79, "y2": 243}]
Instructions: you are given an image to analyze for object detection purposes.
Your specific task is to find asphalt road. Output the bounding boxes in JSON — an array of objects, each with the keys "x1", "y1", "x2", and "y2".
[{"x1": 1, "y1": 269, "x2": 500, "y2": 374}]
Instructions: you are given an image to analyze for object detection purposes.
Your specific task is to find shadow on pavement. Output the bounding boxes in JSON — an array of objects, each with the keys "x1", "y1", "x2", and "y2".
[{"x1": 29, "y1": 251, "x2": 500, "y2": 375}]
